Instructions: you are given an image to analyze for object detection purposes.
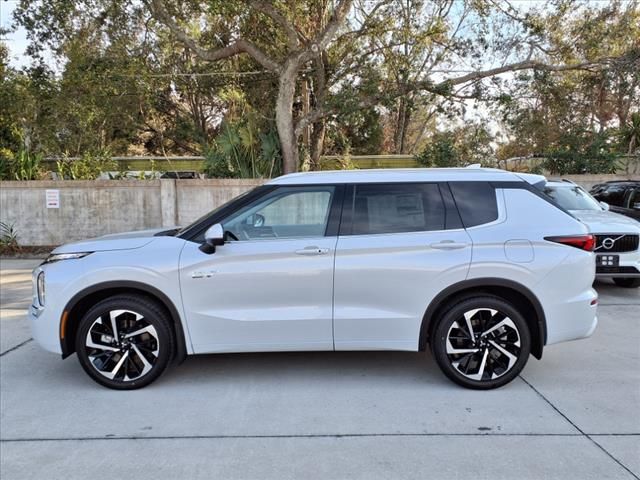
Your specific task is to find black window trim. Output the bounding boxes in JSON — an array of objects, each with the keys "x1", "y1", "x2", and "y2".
[{"x1": 179, "y1": 179, "x2": 577, "y2": 243}]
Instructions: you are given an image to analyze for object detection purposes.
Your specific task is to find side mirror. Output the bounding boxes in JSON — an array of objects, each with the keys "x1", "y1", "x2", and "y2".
[
  {"x1": 599, "y1": 201, "x2": 610, "y2": 211},
  {"x1": 199, "y1": 223, "x2": 225, "y2": 254}
]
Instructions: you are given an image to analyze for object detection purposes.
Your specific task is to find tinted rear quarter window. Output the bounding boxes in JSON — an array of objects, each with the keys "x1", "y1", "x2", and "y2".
[
  {"x1": 349, "y1": 183, "x2": 446, "y2": 235},
  {"x1": 449, "y1": 182, "x2": 498, "y2": 227}
]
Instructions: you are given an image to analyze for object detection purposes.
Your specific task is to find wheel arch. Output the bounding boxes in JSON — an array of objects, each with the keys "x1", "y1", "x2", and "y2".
[
  {"x1": 60, "y1": 281, "x2": 188, "y2": 363},
  {"x1": 419, "y1": 278, "x2": 546, "y2": 359}
]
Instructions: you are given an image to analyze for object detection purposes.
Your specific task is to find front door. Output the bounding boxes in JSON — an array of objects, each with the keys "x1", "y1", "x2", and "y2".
[{"x1": 180, "y1": 185, "x2": 341, "y2": 353}]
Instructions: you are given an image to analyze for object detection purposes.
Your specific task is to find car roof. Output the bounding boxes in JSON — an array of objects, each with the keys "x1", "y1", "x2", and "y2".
[
  {"x1": 601, "y1": 180, "x2": 640, "y2": 184},
  {"x1": 267, "y1": 168, "x2": 538, "y2": 185},
  {"x1": 545, "y1": 181, "x2": 581, "y2": 188}
]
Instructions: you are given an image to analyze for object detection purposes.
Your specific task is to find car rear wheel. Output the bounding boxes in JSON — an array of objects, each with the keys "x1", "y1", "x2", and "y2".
[
  {"x1": 612, "y1": 277, "x2": 640, "y2": 288},
  {"x1": 431, "y1": 295, "x2": 531, "y2": 390},
  {"x1": 75, "y1": 294, "x2": 174, "y2": 389}
]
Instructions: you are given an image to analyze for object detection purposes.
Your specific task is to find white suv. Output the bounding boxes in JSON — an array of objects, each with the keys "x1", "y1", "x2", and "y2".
[
  {"x1": 29, "y1": 168, "x2": 598, "y2": 390},
  {"x1": 543, "y1": 180, "x2": 640, "y2": 288}
]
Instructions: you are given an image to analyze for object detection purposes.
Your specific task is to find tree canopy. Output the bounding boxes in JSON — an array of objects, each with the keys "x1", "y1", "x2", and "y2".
[{"x1": 1, "y1": 0, "x2": 638, "y2": 177}]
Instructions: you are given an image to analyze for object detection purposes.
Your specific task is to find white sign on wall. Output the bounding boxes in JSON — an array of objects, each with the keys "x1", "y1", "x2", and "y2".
[{"x1": 46, "y1": 189, "x2": 60, "y2": 209}]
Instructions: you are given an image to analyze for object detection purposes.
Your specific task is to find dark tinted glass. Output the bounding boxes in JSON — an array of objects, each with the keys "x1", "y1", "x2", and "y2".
[
  {"x1": 627, "y1": 188, "x2": 639, "y2": 208},
  {"x1": 350, "y1": 183, "x2": 445, "y2": 235},
  {"x1": 597, "y1": 185, "x2": 627, "y2": 205},
  {"x1": 449, "y1": 182, "x2": 498, "y2": 227}
]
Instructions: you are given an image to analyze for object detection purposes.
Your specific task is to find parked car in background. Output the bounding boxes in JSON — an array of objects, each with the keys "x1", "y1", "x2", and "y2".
[
  {"x1": 543, "y1": 180, "x2": 640, "y2": 288},
  {"x1": 29, "y1": 168, "x2": 598, "y2": 390},
  {"x1": 590, "y1": 180, "x2": 640, "y2": 221}
]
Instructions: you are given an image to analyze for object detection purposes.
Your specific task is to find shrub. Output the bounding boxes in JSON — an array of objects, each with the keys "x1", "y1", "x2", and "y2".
[
  {"x1": 2, "y1": 149, "x2": 45, "y2": 180},
  {"x1": 56, "y1": 150, "x2": 117, "y2": 180},
  {"x1": 0, "y1": 221, "x2": 20, "y2": 254},
  {"x1": 204, "y1": 119, "x2": 281, "y2": 178}
]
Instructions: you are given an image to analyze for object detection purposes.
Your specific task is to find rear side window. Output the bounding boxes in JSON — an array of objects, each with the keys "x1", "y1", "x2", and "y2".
[
  {"x1": 449, "y1": 182, "x2": 498, "y2": 227},
  {"x1": 348, "y1": 183, "x2": 445, "y2": 235}
]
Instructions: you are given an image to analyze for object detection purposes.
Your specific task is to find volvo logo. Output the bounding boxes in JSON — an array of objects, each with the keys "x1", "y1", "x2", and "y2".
[
  {"x1": 596, "y1": 234, "x2": 625, "y2": 251},
  {"x1": 602, "y1": 237, "x2": 616, "y2": 250}
]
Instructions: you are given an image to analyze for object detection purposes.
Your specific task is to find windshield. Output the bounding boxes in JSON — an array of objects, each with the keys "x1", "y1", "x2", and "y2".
[{"x1": 543, "y1": 185, "x2": 602, "y2": 211}]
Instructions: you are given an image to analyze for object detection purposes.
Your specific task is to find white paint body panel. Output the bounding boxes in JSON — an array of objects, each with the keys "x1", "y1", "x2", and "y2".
[
  {"x1": 333, "y1": 229, "x2": 472, "y2": 350},
  {"x1": 179, "y1": 237, "x2": 336, "y2": 353}
]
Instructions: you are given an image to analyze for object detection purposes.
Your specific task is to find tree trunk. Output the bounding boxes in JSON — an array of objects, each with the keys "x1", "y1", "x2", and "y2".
[
  {"x1": 309, "y1": 55, "x2": 328, "y2": 171},
  {"x1": 393, "y1": 95, "x2": 412, "y2": 154},
  {"x1": 310, "y1": 120, "x2": 326, "y2": 170},
  {"x1": 276, "y1": 61, "x2": 300, "y2": 174}
]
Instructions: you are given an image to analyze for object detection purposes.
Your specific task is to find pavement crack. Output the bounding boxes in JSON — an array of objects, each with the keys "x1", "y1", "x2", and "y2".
[
  {"x1": 520, "y1": 375, "x2": 640, "y2": 480},
  {"x1": 0, "y1": 432, "x2": 590, "y2": 443},
  {"x1": 0, "y1": 338, "x2": 33, "y2": 357}
]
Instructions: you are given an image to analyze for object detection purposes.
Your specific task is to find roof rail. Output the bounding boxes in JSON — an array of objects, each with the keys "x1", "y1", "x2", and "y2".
[{"x1": 561, "y1": 178, "x2": 576, "y2": 185}]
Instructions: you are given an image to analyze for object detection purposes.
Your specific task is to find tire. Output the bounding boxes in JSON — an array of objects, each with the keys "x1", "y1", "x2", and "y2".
[
  {"x1": 613, "y1": 277, "x2": 640, "y2": 288},
  {"x1": 75, "y1": 294, "x2": 174, "y2": 390},
  {"x1": 430, "y1": 295, "x2": 531, "y2": 390}
]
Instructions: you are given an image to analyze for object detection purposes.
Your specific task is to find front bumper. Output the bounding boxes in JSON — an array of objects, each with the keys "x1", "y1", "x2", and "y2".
[
  {"x1": 595, "y1": 250, "x2": 640, "y2": 278},
  {"x1": 28, "y1": 303, "x2": 63, "y2": 354}
]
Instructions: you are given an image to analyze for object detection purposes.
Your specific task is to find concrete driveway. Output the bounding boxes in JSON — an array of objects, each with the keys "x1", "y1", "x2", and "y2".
[{"x1": 1, "y1": 258, "x2": 638, "y2": 480}]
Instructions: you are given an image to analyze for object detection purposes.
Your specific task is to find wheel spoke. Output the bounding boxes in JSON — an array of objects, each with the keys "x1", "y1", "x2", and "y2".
[
  {"x1": 446, "y1": 339, "x2": 480, "y2": 355},
  {"x1": 488, "y1": 340, "x2": 518, "y2": 370},
  {"x1": 124, "y1": 325, "x2": 155, "y2": 339},
  {"x1": 481, "y1": 317, "x2": 515, "y2": 337},
  {"x1": 109, "y1": 310, "x2": 121, "y2": 339},
  {"x1": 462, "y1": 309, "x2": 478, "y2": 338},
  {"x1": 131, "y1": 344, "x2": 153, "y2": 376},
  {"x1": 467, "y1": 348, "x2": 489, "y2": 381},
  {"x1": 103, "y1": 351, "x2": 129, "y2": 380},
  {"x1": 86, "y1": 338, "x2": 120, "y2": 352}
]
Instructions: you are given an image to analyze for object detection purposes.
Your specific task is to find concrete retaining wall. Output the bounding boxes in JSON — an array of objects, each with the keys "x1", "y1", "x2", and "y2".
[
  {"x1": 0, "y1": 174, "x2": 636, "y2": 246},
  {"x1": 0, "y1": 179, "x2": 263, "y2": 246}
]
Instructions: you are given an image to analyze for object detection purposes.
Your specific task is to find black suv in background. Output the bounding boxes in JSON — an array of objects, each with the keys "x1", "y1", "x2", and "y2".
[{"x1": 590, "y1": 181, "x2": 640, "y2": 221}]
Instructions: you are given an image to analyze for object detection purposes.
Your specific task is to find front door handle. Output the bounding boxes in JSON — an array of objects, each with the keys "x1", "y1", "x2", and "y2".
[
  {"x1": 429, "y1": 240, "x2": 468, "y2": 250},
  {"x1": 295, "y1": 246, "x2": 330, "y2": 256}
]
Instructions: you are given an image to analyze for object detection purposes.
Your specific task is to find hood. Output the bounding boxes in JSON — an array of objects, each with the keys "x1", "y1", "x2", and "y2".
[
  {"x1": 52, "y1": 227, "x2": 179, "y2": 254},
  {"x1": 570, "y1": 210, "x2": 640, "y2": 234}
]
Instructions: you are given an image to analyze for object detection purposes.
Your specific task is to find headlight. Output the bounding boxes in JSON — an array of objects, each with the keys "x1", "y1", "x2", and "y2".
[
  {"x1": 37, "y1": 271, "x2": 45, "y2": 306},
  {"x1": 43, "y1": 252, "x2": 92, "y2": 264}
]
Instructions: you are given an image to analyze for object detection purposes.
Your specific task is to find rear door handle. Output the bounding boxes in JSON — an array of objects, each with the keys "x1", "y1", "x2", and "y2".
[
  {"x1": 429, "y1": 240, "x2": 468, "y2": 250},
  {"x1": 295, "y1": 246, "x2": 330, "y2": 256}
]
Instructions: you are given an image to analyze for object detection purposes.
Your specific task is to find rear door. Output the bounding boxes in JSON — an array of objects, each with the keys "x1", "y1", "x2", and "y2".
[{"x1": 333, "y1": 183, "x2": 472, "y2": 351}]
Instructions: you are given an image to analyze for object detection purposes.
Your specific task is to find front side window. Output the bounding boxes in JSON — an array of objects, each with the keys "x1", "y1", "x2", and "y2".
[
  {"x1": 597, "y1": 185, "x2": 627, "y2": 205},
  {"x1": 223, "y1": 186, "x2": 335, "y2": 240},
  {"x1": 348, "y1": 183, "x2": 445, "y2": 235},
  {"x1": 625, "y1": 188, "x2": 639, "y2": 209}
]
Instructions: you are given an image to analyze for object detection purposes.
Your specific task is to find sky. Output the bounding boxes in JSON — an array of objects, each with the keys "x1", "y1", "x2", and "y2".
[{"x1": 1, "y1": 1, "x2": 29, "y2": 68}]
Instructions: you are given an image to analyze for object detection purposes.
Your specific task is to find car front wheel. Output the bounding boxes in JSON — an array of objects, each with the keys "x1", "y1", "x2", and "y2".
[
  {"x1": 431, "y1": 295, "x2": 531, "y2": 390},
  {"x1": 75, "y1": 294, "x2": 174, "y2": 389},
  {"x1": 612, "y1": 277, "x2": 640, "y2": 288}
]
